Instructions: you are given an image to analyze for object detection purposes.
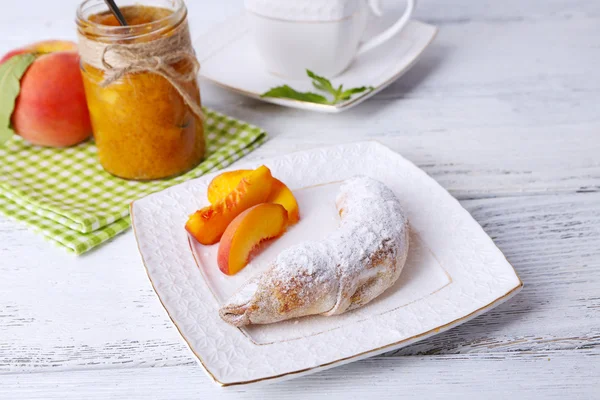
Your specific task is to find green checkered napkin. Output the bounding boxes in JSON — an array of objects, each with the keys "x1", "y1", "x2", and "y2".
[{"x1": 0, "y1": 108, "x2": 267, "y2": 254}]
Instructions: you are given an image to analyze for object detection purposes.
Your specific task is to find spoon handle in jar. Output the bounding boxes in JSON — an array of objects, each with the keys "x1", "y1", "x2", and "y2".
[{"x1": 104, "y1": 0, "x2": 128, "y2": 26}]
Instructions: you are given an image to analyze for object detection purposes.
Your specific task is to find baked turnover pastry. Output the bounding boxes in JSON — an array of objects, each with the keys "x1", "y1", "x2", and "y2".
[{"x1": 220, "y1": 177, "x2": 410, "y2": 327}]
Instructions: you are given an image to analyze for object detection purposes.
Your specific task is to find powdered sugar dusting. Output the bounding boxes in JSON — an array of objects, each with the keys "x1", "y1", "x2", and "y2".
[
  {"x1": 334, "y1": 177, "x2": 408, "y2": 279},
  {"x1": 220, "y1": 176, "x2": 410, "y2": 326}
]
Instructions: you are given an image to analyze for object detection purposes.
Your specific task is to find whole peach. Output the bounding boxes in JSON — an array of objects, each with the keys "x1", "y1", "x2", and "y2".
[
  {"x1": 11, "y1": 50, "x2": 92, "y2": 147},
  {"x1": 0, "y1": 40, "x2": 78, "y2": 64}
]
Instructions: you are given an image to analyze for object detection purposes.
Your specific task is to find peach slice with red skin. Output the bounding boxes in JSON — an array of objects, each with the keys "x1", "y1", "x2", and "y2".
[
  {"x1": 207, "y1": 169, "x2": 300, "y2": 224},
  {"x1": 186, "y1": 165, "x2": 273, "y2": 245},
  {"x1": 218, "y1": 203, "x2": 288, "y2": 275}
]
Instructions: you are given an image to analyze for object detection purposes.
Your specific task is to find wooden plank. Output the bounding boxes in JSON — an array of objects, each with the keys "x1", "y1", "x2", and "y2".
[
  {"x1": 1, "y1": 351, "x2": 598, "y2": 399},
  {"x1": 394, "y1": 193, "x2": 600, "y2": 355},
  {"x1": 1, "y1": 193, "x2": 598, "y2": 371},
  {"x1": 234, "y1": 124, "x2": 600, "y2": 200}
]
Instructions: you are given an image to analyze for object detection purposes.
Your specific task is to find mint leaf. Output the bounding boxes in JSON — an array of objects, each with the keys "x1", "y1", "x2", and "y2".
[
  {"x1": 261, "y1": 70, "x2": 375, "y2": 106},
  {"x1": 338, "y1": 86, "x2": 375, "y2": 102},
  {"x1": 307, "y1": 69, "x2": 336, "y2": 95},
  {"x1": 261, "y1": 85, "x2": 330, "y2": 104},
  {"x1": 0, "y1": 53, "x2": 36, "y2": 145}
]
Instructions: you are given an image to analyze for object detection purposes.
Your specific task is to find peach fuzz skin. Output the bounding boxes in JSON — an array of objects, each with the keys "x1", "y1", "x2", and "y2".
[
  {"x1": 0, "y1": 40, "x2": 78, "y2": 64},
  {"x1": 218, "y1": 203, "x2": 288, "y2": 276},
  {"x1": 186, "y1": 166, "x2": 274, "y2": 245},
  {"x1": 1, "y1": 40, "x2": 92, "y2": 148}
]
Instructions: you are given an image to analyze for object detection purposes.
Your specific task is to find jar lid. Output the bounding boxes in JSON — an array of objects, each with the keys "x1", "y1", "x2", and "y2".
[{"x1": 244, "y1": 0, "x2": 362, "y2": 22}]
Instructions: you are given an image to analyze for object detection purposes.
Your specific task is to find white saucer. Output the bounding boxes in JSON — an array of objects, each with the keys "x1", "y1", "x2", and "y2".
[{"x1": 194, "y1": 15, "x2": 437, "y2": 113}]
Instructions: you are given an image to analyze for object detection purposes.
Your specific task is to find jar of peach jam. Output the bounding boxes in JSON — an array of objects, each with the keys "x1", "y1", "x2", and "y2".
[{"x1": 76, "y1": 0, "x2": 205, "y2": 180}]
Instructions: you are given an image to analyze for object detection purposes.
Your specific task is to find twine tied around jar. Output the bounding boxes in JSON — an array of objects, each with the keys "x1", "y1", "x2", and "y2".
[{"x1": 77, "y1": 23, "x2": 203, "y2": 120}]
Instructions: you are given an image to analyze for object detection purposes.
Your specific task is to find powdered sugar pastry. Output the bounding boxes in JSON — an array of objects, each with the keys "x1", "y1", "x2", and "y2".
[{"x1": 219, "y1": 176, "x2": 410, "y2": 326}]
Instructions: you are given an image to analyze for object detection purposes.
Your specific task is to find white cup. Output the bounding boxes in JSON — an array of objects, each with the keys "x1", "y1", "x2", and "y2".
[{"x1": 245, "y1": 0, "x2": 416, "y2": 79}]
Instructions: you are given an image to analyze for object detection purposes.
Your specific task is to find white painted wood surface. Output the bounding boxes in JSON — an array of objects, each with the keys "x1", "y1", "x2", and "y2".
[{"x1": 1, "y1": 0, "x2": 598, "y2": 398}]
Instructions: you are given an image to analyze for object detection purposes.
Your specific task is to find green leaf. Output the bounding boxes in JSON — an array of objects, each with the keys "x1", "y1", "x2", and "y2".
[
  {"x1": 261, "y1": 85, "x2": 330, "y2": 104},
  {"x1": 338, "y1": 86, "x2": 375, "y2": 101},
  {"x1": 0, "y1": 53, "x2": 36, "y2": 146},
  {"x1": 307, "y1": 69, "x2": 336, "y2": 95},
  {"x1": 261, "y1": 71, "x2": 375, "y2": 106}
]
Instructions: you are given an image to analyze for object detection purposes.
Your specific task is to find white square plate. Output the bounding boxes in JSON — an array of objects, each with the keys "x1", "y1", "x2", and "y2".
[
  {"x1": 194, "y1": 15, "x2": 437, "y2": 113},
  {"x1": 131, "y1": 141, "x2": 522, "y2": 386}
]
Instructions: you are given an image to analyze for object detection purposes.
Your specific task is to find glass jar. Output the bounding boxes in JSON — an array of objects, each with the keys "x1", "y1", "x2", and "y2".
[{"x1": 76, "y1": 0, "x2": 205, "y2": 180}]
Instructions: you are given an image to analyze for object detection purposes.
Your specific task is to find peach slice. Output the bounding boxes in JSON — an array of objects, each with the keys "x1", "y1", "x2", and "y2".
[
  {"x1": 218, "y1": 203, "x2": 288, "y2": 275},
  {"x1": 207, "y1": 170, "x2": 251, "y2": 204},
  {"x1": 207, "y1": 169, "x2": 300, "y2": 224},
  {"x1": 268, "y1": 179, "x2": 300, "y2": 224},
  {"x1": 185, "y1": 165, "x2": 273, "y2": 245}
]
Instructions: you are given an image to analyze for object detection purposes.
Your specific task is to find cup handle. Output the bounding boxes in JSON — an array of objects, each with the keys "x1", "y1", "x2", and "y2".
[{"x1": 356, "y1": 0, "x2": 416, "y2": 56}]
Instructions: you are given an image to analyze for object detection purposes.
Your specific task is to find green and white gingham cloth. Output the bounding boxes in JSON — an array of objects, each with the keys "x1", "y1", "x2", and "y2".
[{"x1": 0, "y1": 108, "x2": 267, "y2": 254}]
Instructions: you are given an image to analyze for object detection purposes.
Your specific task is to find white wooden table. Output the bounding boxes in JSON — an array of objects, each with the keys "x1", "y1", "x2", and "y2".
[{"x1": 1, "y1": 1, "x2": 599, "y2": 398}]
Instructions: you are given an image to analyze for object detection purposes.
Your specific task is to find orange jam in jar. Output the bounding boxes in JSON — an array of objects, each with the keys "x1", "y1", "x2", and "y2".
[{"x1": 76, "y1": 0, "x2": 205, "y2": 180}]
